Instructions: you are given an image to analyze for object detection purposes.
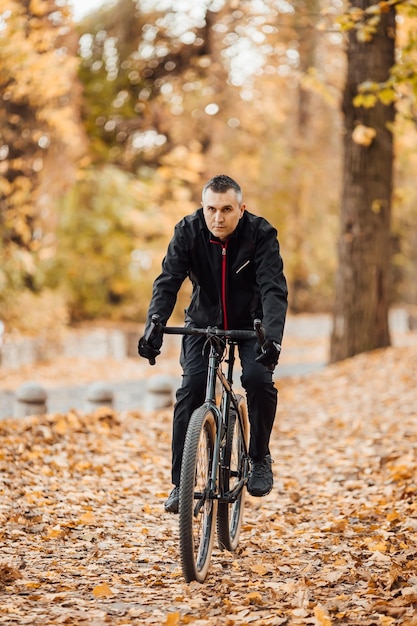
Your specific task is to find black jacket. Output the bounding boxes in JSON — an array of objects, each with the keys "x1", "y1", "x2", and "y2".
[{"x1": 145, "y1": 208, "x2": 288, "y2": 343}]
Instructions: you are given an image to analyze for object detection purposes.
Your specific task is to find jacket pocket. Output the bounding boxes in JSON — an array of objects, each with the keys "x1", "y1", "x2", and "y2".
[{"x1": 235, "y1": 259, "x2": 250, "y2": 274}]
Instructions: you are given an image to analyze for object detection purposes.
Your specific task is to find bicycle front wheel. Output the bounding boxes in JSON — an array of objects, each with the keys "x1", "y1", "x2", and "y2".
[
  {"x1": 179, "y1": 405, "x2": 218, "y2": 583},
  {"x1": 217, "y1": 394, "x2": 249, "y2": 551}
]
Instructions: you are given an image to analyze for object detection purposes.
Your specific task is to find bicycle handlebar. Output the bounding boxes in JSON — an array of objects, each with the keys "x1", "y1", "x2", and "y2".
[{"x1": 146, "y1": 314, "x2": 266, "y2": 347}]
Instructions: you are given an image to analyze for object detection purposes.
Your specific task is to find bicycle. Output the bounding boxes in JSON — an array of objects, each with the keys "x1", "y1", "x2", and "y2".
[{"x1": 146, "y1": 314, "x2": 265, "y2": 583}]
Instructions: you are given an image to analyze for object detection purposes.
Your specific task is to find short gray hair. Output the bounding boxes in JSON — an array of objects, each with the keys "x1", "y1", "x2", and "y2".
[{"x1": 202, "y1": 175, "x2": 242, "y2": 204}]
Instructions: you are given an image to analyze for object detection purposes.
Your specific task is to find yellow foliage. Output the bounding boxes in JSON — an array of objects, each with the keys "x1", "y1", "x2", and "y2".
[
  {"x1": 301, "y1": 68, "x2": 339, "y2": 107},
  {"x1": 356, "y1": 23, "x2": 377, "y2": 43},
  {"x1": 378, "y1": 87, "x2": 397, "y2": 105},
  {"x1": 352, "y1": 124, "x2": 376, "y2": 147},
  {"x1": 29, "y1": 0, "x2": 50, "y2": 18},
  {"x1": 0, "y1": 0, "x2": 85, "y2": 307},
  {"x1": 9, "y1": 176, "x2": 32, "y2": 202},
  {"x1": 0, "y1": 178, "x2": 12, "y2": 196},
  {"x1": 353, "y1": 93, "x2": 378, "y2": 109}
]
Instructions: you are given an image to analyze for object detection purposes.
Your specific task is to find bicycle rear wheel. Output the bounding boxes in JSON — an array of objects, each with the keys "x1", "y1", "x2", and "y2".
[
  {"x1": 179, "y1": 405, "x2": 217, "y2": 583},
  {"x1": 217, "y1": 394, "x2": 249, "y2": 551}
]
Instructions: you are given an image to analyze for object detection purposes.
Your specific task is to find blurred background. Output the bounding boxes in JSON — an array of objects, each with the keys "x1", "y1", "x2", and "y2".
[{"x1": 1, "y1": 0, "x2": 416, "y2": 362}]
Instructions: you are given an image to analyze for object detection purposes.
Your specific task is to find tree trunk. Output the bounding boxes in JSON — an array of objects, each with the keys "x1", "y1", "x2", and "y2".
[{"x1": 329, "y1": 1, "x2": 396, "y2": 363}]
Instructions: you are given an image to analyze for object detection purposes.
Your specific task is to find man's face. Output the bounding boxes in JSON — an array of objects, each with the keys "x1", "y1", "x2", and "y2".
[{"x1": 202, "y1": 188, "x2": 245, "y2": 242}]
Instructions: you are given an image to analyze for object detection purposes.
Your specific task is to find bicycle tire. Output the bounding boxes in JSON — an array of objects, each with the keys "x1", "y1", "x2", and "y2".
[
  {"x1": 217, "y1": 394, "x2": 249, "y2": 551},
  {"x1": 179, "y1": 405, "x2": 217, "y2": 583}
]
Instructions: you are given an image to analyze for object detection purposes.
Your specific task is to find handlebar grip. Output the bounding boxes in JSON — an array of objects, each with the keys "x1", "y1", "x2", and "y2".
[
  {"x1": 145, "y1": 314, "x2": 161, "y2": 343},
  {"x1": 144, "y1": 314, "x2": 161, "y2": 366}
]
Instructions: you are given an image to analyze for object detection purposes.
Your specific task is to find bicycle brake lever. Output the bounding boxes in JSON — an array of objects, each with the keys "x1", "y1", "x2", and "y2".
[{"x1": 253, "y1": 318, "x2": 265, "y2": 347}]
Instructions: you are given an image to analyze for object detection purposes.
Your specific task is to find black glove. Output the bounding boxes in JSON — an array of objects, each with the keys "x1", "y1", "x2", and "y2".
[
  {"x1": 138, "y1": 336, "x2": 161, "y2": 365},
  {"x1": 255, "y1": 340, "x2": 281, "y2": 368}
]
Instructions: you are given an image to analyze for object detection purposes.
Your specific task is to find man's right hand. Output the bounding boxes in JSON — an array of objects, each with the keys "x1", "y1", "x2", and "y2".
[
  {"x1": 255, "y1": 339, "x2": 281, "y2": 368},
  {"x1": 138, "y1": 336, "x2": 161, "y2": 365}
]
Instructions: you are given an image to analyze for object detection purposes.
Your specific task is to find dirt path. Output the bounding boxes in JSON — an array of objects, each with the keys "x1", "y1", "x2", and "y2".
[{"x1": 1, "y1": 336, "x2": 417, "y2": 624}]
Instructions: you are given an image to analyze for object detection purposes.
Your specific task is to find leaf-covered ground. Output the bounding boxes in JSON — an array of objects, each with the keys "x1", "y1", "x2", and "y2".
[{"x1": 1, "y1": 340, "x2": 417, "y2": 625}]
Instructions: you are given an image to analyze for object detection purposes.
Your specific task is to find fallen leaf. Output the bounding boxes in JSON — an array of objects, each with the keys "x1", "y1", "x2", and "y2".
[
  {"x1": 250, "y1": 563, "x2": 271, "y2": 576},
  {"x1": 0, "y1": 564, "x2": 21, "y2": 586},
  {"x1": 244, "y1": 592, "x2": 263, "y2": 606},
  {"x1": 314, "y1": 604, "x2": 332, "y2": 625},
  {"x1": 78, "y1": 511, "x2": 97, "y2": 525},
  {"x1": 163, "y1": 613, "x2": 180, "y2": 626},
  {"x1": 92, "y1": 582, "x2": 114, "y2": 598}
]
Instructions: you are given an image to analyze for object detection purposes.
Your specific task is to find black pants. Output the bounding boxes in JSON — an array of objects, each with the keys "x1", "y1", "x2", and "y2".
[{"x1": 170, "y1": 332, "x2": 278, "y2": 486}]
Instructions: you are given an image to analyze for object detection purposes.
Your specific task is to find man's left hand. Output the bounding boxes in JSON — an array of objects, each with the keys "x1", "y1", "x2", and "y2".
[{"x1": 255, "y1": 340, "x2": 281, "y2": 368}]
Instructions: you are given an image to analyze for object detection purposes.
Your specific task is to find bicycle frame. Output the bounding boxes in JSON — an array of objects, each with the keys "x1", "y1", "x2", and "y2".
[
  {"x1": 146, "y1": 315, "x2": 265, "y2": 506},
  {"x1": 200, "y1": 336, "x2": 249, "y2": 507},
  {"x1": 147, "y1": 319, "x2": 260, "y2": 487}
]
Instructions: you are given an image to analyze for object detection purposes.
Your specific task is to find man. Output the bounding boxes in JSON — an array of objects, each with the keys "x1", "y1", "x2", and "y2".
[{"x1": 138, "y1": 174, "x2": 288, "y2": 513}]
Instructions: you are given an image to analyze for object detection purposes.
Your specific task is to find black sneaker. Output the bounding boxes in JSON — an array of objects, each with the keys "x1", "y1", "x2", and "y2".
[
  {"x1": 247, "y1": 455, "x2": 273, "y2": 497},
  {"x1": 164, "y1": 486, "x2": 180, "y2": 513}
]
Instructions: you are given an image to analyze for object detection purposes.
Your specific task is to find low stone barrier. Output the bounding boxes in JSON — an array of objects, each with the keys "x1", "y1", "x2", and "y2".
[
  {"x1": 0, "y1": 327, "x2": 130, "y2": 371},
  {"x1": 144, "y1": 375, "x2": 173, "y2": 411},
  {"x1": 85, "y1": 382, "x2": 114, "y2": 412},
  {"x1": 14, "y1": 381, "x2": 48, "y2": 418}
]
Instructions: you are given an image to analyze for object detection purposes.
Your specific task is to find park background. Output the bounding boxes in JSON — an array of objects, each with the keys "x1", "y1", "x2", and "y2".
[{"x1": 2, "y1": 0, "x2": 417, "y2": 364}]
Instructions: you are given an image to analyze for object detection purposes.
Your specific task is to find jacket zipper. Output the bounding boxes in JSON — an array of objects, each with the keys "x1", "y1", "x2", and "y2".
[
  {"x1": 221, "y1": 243, "x2": 228, "y2": 329},
  {"x1": 210, "y1": 239, "x2": 229, "y2": 329}
]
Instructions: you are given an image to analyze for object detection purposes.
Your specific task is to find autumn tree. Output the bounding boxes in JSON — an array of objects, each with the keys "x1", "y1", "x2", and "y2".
[
  {"x1": 330, "y1": 0, "x2": 396, "y2": 362},
  {"x1": 77, "y1": 0, "x2": 215, "y2": 172},
  {"x1": 0, "y1": 0, "x2": 85, "y2": 311},
  {"x1": 276, "y1": 0, "x2": 345, "y2": 312}
]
